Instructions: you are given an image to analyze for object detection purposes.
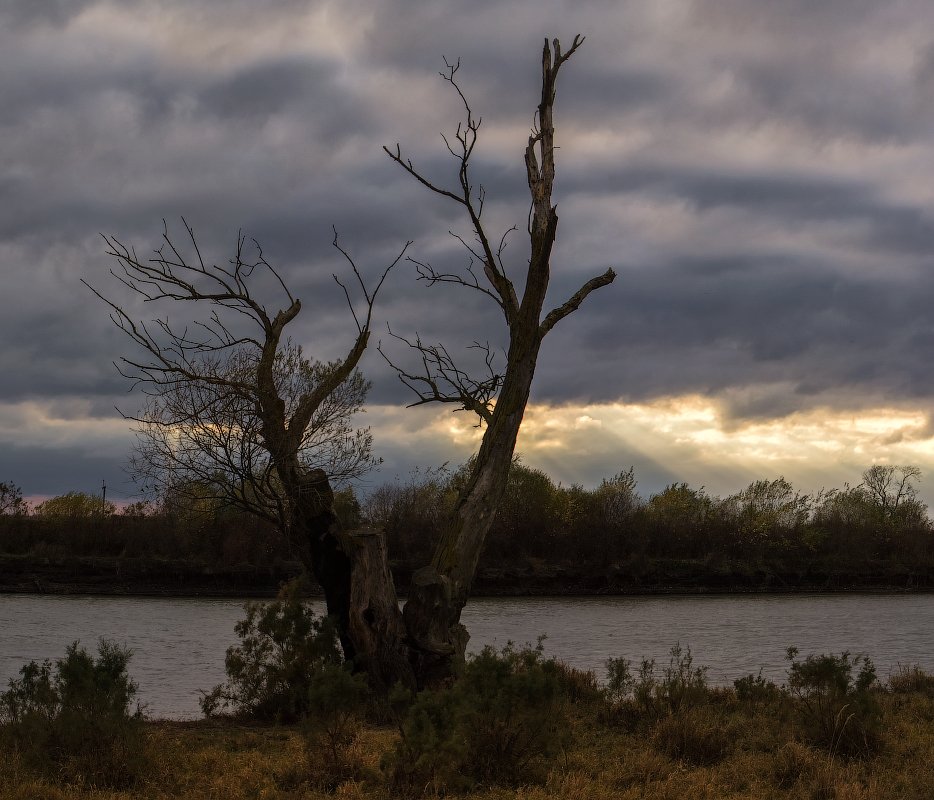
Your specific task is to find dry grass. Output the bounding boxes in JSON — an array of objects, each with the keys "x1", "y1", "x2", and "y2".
[{"x1": 2, "y1": 687, "x2": 933, "y2": 799}]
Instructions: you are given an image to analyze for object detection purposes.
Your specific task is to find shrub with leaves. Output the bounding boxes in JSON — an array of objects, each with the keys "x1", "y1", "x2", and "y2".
[
  {"x1": 658, "y1": 643, "x2": 709, "y2": 714},
  {"x1": 734, "y1": 669, "x2": 782, "y2": 708},
  {"x1": 200, "y1": 579, "x2": 342, "y2": 722},
  {"x1": 605, "y1": 644, "x2": 709, "y2": 721},
  {"x1": 383, "y1": 683, "x2": 468, "y2": 796},
  {"x1": 0, "y1": 639, "x2": 145, "y2": 788},
  {"x1": 785, "y1": 647, "x2": 881, "y2": 758},
  {"x1": 384, "y1": 640, "x2": 570, "y2": 795}
]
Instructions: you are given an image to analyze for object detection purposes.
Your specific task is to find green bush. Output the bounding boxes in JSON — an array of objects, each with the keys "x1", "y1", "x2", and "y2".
[
  {"x1": 384, "y1": 641, "x2": 570, "y2": 795},
  {"x1": 606, "y1": 644, "x2": 709, "y2": 721},
  {"x1": 383, "y1": 683, "x2": 468, "y2": 796},
  {"x1": 785, "y1": 647, "x2": 881, "y2": 758},
  {"x1": 734, "y1": 669, "x2": 781, "y2": 708},
  {"x1": 0, "y1": 639, "x2": 145, "y2": 788},
  {"x1": 200, "y1": 578, "x2": 343, "y2": 722}
]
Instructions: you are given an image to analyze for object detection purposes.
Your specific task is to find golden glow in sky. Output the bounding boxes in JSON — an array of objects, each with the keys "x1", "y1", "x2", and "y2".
[{"x1": 362, "y1": 396, "x2": 934, "y2": 503}]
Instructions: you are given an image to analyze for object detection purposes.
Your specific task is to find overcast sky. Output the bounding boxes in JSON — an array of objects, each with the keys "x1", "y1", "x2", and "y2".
[{"x1": 5, "y1": 0, "x2": 934, "y2": 505}]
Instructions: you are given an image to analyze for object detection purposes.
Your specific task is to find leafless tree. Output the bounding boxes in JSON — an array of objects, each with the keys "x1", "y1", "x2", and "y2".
[
  {"x1": 87, "y1": 220, "x2": 414, "y2": 687},
  {"x1": 128, "y1": 340, "x2": 376, "y2": 524},
  {"x1": 382, "y1": 36, "x2": 616, "y2": 681},
  {"x1": 860, "y1": 464, "x2": 922, "y2": 518}
]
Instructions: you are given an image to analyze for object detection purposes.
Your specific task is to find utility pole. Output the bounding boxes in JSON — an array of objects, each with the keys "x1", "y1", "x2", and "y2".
[{"x1": 101, "y1": 479, "x2": 107, "y2": 515}]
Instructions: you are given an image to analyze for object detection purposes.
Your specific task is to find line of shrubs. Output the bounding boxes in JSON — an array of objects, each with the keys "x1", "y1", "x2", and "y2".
[{"x1": 7, "y1": 581, "x2": 929, "y2": 794}]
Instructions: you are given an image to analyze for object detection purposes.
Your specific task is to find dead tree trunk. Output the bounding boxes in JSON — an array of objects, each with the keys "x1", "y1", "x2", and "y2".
[
  {"x1": 287, "y1": 470, "x2": 414, "y2": 689},
  {"x1": 385, "y1": 37, "x2": 616, "y2": 684}
]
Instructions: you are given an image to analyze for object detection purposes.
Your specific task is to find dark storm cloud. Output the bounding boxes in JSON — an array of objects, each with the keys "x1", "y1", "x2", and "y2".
[
  {"x1": 533, "y1": 251, "x2": 934, "y2": 418},
  {"x1": 0, "y1": 441, "x2": 133, "y2": 500},
  {"x1": 0, "y1": 0, "x2": 97, "y2": 29},
  {"x1": 5, "y1": 0, "x2": 934, "y2": 493},
  {"x1": 568, "y1": 165, "x2": 934, "y2": 256}
]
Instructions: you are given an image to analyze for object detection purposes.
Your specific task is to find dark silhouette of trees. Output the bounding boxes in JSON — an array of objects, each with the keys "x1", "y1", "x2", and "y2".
[
  {"x1": 382, "y1": 36, "x2": 616, "y2": 682},
  {"x1": 87, "y1": 221, "x2": 414, "y2": 688},
  {"x1": 1, "y1": 463, "x2": 932, "y2": 595},
  {"x1": 0, "y1": 481, "x2": 25, "y2": 515}
]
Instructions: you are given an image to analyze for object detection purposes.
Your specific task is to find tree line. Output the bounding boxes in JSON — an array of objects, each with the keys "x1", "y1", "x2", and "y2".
[{"x1": 2, "y1": 461, "x2": 931, "y2": 588}]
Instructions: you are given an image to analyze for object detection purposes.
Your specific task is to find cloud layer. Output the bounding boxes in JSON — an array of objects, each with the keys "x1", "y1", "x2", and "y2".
[{"x1": 4, "y1": 0, "x2": 934, "y2": 500}]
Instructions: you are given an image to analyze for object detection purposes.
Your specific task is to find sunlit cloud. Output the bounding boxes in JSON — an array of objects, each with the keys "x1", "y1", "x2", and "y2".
[{"x1": 364, "y1": 397, "x2": 934, "y2": 506}]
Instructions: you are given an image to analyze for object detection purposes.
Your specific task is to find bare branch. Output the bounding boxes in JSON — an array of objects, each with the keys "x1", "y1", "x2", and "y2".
[
  {"x1": 410, "y1": 247, "x2": 505, "y2": 313},
  {"x1": 384, "y1": 59, "x2": 520, "y2": 328},
  {"x1": 90, "y1": 220, "x2": 400, "y2": 527},
  {"x1": 331, "y1": 228, "x2": 411, "y2": 335},
  {"x1": 539, "y1": 267, "x2": 617, "y2": 338},
  {"x1": 382, "y1": 144, "x2": 467, "y2": 205},
  {"x1": 378, "y1": 327, "x2": 500, "y2": 424}
]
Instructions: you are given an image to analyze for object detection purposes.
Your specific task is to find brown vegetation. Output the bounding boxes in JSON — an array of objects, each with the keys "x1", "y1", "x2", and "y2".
[{"x1": 2, "y1": 662, "x2": 933, "y2": 799}]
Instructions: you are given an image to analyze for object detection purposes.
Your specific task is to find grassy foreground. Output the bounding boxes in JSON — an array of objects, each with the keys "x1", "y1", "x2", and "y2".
[{"x1": 2, "y1": 679, "x2": 933, "y2": 800}]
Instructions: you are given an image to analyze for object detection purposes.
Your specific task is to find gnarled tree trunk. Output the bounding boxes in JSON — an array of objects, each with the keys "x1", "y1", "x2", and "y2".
[
  {"x1": 97, "y1": 38, "x2": 614, "y2": 694},
  {"x1": 288, "y1": 469, "x2": 414, "y2": 689}
]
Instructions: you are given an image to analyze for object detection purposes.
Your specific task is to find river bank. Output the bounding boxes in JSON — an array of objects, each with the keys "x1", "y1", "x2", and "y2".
[{"x1": 2, "y1": 553, "x2": 932, "y2": 597}]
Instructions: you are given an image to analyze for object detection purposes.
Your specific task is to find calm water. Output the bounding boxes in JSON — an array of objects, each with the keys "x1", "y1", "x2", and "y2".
[{"x1": 1, "y1": 593, "x2": 932, "y2": 719}]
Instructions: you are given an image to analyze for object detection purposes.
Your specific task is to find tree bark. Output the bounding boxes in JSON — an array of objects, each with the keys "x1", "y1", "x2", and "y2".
[
  {"x1": 289, "y1": 468, "x2": 415, "y2": 690},
  {"x1": 403, "y1": 333, "x2": 541, "y2": 684}
]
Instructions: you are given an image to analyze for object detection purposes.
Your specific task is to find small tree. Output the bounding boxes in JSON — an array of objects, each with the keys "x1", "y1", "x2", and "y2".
[{"x1": 860, "y1": 465, "x2": 924, "y2": 521}]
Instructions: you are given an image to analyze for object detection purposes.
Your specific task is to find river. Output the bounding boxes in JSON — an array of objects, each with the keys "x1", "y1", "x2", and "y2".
[{"x1": 1, "y1": 593, "x2": 931, "y2": 719}]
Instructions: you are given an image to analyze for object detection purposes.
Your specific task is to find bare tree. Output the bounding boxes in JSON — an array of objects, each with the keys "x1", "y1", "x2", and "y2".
[
  {"x1": 383, "y1": 36, "x2": 616, "y2": 681},
  {"x1": 860, "y1": 465, "x2": 922, "y2": 518},
  {"x1": 128, "y1": 340, "x2": 376, "y2": 524},
  {"x1": 87, "y1": 221, "x2": 414, "y2": 688}
]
